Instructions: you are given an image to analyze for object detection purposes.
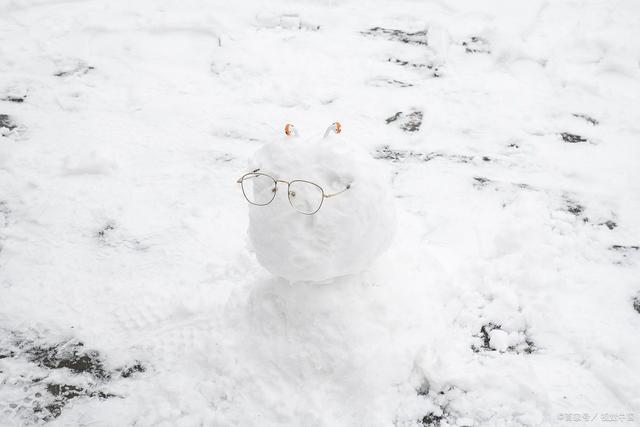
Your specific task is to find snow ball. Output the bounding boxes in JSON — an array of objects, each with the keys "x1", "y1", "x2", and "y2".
[
  {"x1": 489, "y1": 329, "x2": 510, "y2": 352},
  {"x1": 508, "y1": 331, "x2": 523, "y2": 347},
  {"x1": 242, "y1": 127, "x2": 396, "y2": 282}
]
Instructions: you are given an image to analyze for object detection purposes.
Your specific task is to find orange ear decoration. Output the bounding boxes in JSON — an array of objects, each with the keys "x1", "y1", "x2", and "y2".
[{"x1": 284, "y1": 123, "x2": 294, "y2": 136}]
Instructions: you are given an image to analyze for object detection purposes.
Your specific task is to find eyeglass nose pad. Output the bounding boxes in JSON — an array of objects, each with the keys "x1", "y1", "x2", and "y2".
[{"x1": 289, "y1": 191, "x2": 296, "y2": 198}]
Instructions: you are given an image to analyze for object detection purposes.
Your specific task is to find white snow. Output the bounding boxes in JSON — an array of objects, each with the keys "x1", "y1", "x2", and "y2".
[
  {"x1": 245, "y1": 127, "x2": 396, "y2": 282},
  {"x1": 488, "y1": 329, "x2": 509, "y2": 352},
  {"x1": 1, "y1": 0, "x2": 640, "y2": 426}
]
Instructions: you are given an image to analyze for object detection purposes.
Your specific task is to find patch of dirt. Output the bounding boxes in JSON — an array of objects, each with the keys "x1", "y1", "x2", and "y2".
[
  {"x1": 600, "y1": 220, "x2": 617, "y2": 230},
  {"x1": 462, "y1": 36, "x2": 490, "y2": 54},
  {"x1": 37, "y1": 383, "x2": 116, "y2": 421},
  {"x1": 385, "y1": 110, "x2": 423, "y2": 132},
  {"x1": 96, "y1": 223, "x2": 116, "y2": 241},
  {"x1": 572, "y1": 113, "x2": 598, "y2": 126},
  {"x1": 611, "y1": 245, "x2": 639, "y2": 251},
  {"x1": 386, "y1": 79, "x2": 413, "y2": 87},
  {"x1": 471, "y1": 323, "x2": 536, "y2": 354},
  {"x1": 374, "y1": 146, "x2": 473, "y2": 164},
  {"x1": 387, "y1": 58, "x2": 441, "y2": 77},
  {"x1": 416, "y1": 381, "x2": 465, "y2": 426},
  {"x1": 0, "y1": 114, "x2": 18, "y2": 131},
  {"x1": 23, "y1": 341, "x2": 110, "y2": 381},
  {"x1": 562, "y1": 196, "x2": 587, "y2": 220},
  {"x1": 560, "y1": 132, "x2": 587, "y2": 143},
  {"x1": 54, "y1": 62, "x2": 95, "y2": 77},
  {"x1": 0, "y1": 331, "x2": 147, "y2": 422},
  {"x1": 96, "y1": 222, "x2": 147, "y2": 250},
  {"x1": 367, "y1": 78, "x2": 414, "y2": 88},
  {"x1": 120, "y1": 361, "x2": 146, "y2": 378},
  {"x1": 566, "y1": 201, "x2": 584, "y2": 216},
  {"x1": 362, "y1": 27, "x2": 428, "y2": 45},
  {"x1": 1, "y1": 96, "x2": 25, "y2": 103},
  {"x1": 472, "y1": 176, "x2": 492, "y2": 189}
]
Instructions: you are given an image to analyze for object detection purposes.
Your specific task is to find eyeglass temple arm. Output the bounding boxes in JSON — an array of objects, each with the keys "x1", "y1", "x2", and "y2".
[
  {"x1": 324, "y1": 184, "x2": 351, "y2": 198},
  {"x1": 236, "y1": 168, "x2": 261, "y2": 183}
]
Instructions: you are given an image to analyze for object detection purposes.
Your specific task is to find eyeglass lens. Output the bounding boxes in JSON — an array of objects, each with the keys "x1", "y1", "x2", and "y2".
[
  {"x1": 288, "y1": 180, "x2": 324, "y2": 214},
  {"x1": 241, "y1": 173, "x2": 277, "y2": 205}
]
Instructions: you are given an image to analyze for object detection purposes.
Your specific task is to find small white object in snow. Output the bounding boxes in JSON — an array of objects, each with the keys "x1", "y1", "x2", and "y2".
[
  {"x1": 242, "y1": 123, "x2": 396, "y2": 282},
  {"x1": 279, "y1": 14, "x2": 301, "y2": 29},
  {"x1": 489, "y1": 329, "x2": 510, "y2": 352}
]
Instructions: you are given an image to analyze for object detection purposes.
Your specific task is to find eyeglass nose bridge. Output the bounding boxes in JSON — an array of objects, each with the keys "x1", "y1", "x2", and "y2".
[
  {"x1": 270, "y1": 180, "x2": 299, "y2": 200},
  {"x1": 273, "y1": 179, "x2": 291, "y2": 193}
]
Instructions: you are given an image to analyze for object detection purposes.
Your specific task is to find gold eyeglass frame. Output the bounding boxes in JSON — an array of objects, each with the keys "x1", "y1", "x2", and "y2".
[{"x1": 236, "y1": 169, "x2": 351, "y2": 215}]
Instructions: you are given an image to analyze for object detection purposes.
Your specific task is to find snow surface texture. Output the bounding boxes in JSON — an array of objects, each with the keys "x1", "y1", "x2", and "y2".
[
  {"x1": 246, "y1": 129, "x2": 396, "y2": 282},
  {"x1": 1, "y1": 0, "x2": 640, "y2": 426}
]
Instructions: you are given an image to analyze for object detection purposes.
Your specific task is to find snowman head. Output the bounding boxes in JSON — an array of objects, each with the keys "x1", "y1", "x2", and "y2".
[
  {"x1": 237, "y1": 123, "x2": 351, "y2": 215},
  {"x1": 238, "y1": 123, "x2": 396, "y2": 282}
]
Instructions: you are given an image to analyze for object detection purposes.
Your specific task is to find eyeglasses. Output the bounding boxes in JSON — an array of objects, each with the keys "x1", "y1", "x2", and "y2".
[{"x1": 236, "y1": 168, "x2": 351, "y2": 215}]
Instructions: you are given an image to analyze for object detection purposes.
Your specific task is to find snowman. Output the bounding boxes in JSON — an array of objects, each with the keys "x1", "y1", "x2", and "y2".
[{"x1": 237, "y1": 123, "x2": 396, "y2": 282}]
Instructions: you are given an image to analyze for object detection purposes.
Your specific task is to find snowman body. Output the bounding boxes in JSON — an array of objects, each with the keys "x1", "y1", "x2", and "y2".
[{"x1": 245, "y1": 130, "x2": 396, "y2": 282}]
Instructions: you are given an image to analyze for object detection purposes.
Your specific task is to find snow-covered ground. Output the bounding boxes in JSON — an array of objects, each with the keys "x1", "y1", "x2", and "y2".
[{"x1": 1, "y1": 0, "x2": 640, "y2": 425}]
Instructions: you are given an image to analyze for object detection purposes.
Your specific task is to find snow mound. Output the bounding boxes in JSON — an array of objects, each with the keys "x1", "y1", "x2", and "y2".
[{"x1": 243, "y1": 126, "x2": 396, "y2": 282}]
